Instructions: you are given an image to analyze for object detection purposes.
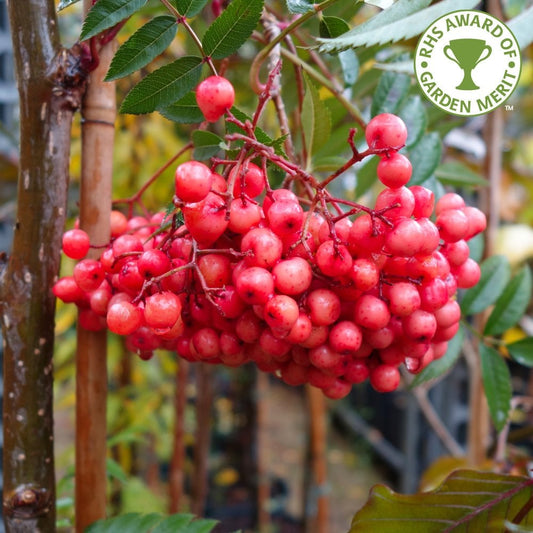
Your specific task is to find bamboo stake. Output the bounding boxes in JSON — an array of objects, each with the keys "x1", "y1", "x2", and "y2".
[
  {"x1": 256, "y1": 370, "x2": 270, "y2": 531},
  {"x1": 75, "y1": 17, "x2": 116, "y2": 529},
  {"x1": 169, "y1": 360, "x2": 189, "y2": 513},
  {"x1": 467, "y1": 103, "x2": 504, "y2": 466},
  {"x1": 305, "y1": 386, "x2": 329, "y2": 533},
  {"x1": 191, "y1": 363, "x2": 214, "y2": 516}
]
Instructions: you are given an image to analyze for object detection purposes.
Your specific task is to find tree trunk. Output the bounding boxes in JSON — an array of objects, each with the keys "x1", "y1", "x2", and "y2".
[
  {"x1": 75, "y1": 33, "x2": 116, "y2": 531},
  {"x1": 1, "y1": 1, "x2": 85, "y2": 530}
]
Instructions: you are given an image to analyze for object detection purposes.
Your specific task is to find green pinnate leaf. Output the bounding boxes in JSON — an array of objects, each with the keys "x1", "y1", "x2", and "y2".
[
  {"x1": 158, "y1": 92, "x2": 204, "y2": 123},
  {"x1": 192, "y1": 130, "x2": 226, "y2": 160},
  {"x1": 371, "y1": 71, "x2": 411, "y2": 117},
  {"x1": 507, "y1": 6, "x2": 533, "y2": 49},
  {"x1": 507, "y1": 337, "x2": 533, "y2": 367},
  {"x1": 152, "y1": 514, "x2": 217, "y2": 533},
  {"x1": 317, "y1": 0, "x2": 480, "y2": 52},
  {"x1": 202, "y1": 0, "x2": 264, "y2": 60},
  {"x1": 435, "y1": 161, "x2": 488, "y2": 187},
  {"x1": 461, "y1": 255, "x2": 511, "y2": 316},
  {"x1": 174, "y1": 0, "x2": 209, "y2": 17},
  {"x1": 302, "y1": 76, "x2": 331, "y2": 167},
  {"x1": 120, "y1": 56, "x2": 202, "y2": 114},
  {"x1": 480, "y1": 343, "x2": 512, "y2": 432},
  {"x1": 58, "y1": 0, "x2": 81, "y2": 11},
  {"x1": 484, "y1": 265, "x2": 532, "y2": 336},
  {"x1": 80, "y1": 0, "x2": 147, "y2": 41},
  {"x1": 397, "y1": 95, "x2": 427, "y2": 148},
  {"x1": 408, "y1": 132, "x2": 442, "y2": 185},
  {"x1": 105, "y1": 16, "x2": 177, "y2": 81},
  {"x1": 409, "y1": 326, "x2": 464, "y2": 388},
  {"x1": 319, "y1": 16, "x2": 359, "y2": 86},
  {"x1": 350, "y1": 469, "x2": 533, "y2": 532},
  {"x1": 286, "y1": 0, "x2": 314, "y2": 14}
]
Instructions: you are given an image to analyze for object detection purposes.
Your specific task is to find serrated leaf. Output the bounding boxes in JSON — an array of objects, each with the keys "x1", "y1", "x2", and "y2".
[
  {"x1": 397, "y1": 95, "x2": 427, "y2": 148},
  {"x1": 507, "y1": 337, "x2": 533, "y2": 367},
  {"x1": 409, "y1": 325, "x2": 464, "y2": 388},
  {"x1": 371, "y1": 71, "x2": 411, "y2": 117},
  {"x1": 508, "y1": 6, "x2": 533, "y2": 49},
  {"x1": 355, "y1": 155, "x2": 379, "y2": 197},
  {"x1": 435, "y1": 161, "x2": 488, "y2": 187},
  {"x1": 480, "y1": 343, "x2": 512, "y2": 431},
  {"x1": 106, "y1": 457, "x2": 129, "y2": 483},
  {"x1": 58, "y1": 0, "x2": 81, "y2": 11},
  {"x1": 105, "y1": 17, "x2": 177, "y2": 81},
  {"x1": 86, "y1": 512, "x2": 161, "y2": 533},
  {"x1": 192, "y1": 130, "x2": 226, "y2": 160},
  {"x1": 317, "y1": 0, "x2": 479, "y2": 52},
  {"x1": 286, "y1": 0, "x2": 314, "y2": 14},
  {"x1": 461, "y1": 255, "x2": 511, "y2": 316},
  {"x1": 408, "y1": 132, "x2": 442, "y2": 185},
  {"x1": 319, "y1": 16, "x2": 350, "y2": 39},
  {"x1": 158, "y1": 92, "x2": 204, "y2": 123},
  {"x1": 152, "y1": 514, "x2": 217, "y2": 533},
  {"x1": 174, "y1": 0, "x2": 209, "y2": 17},
  {"x1": 484, "y1": 266, "x2": 532, "y2": 336},
  {"x1": 318, "y1": 17, "x2": 359, "y2": 85},
  {"x1": 226, "y1": 107, "x2": 274, "y2": 146},
  {"x1": 80, "y1": 0, "x2": 147, "y2": 41},
  {"x1": 202, "y1": 0, "x2": 263, "y2": 60},
  {"x1": 350, "y1": 469, "x2": 533, "y2": 532},
  {"x1": 120, "y1": 56, "x2": 202, "y2": 114},
  {"x1": 302, "y1": 76, "x2": 331, "y2": 166}
]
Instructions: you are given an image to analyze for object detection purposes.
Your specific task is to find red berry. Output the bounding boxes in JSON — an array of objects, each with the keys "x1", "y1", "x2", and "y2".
[
  {"x1": 175, "y1": 161, "x2": 214, "y2": 203},
  {"x1": 144, "y1": 291, "x2": 182, "y2": 329},
  {"x1": 272, "y1": 257, "x2": 313, "y2": 295},
  {"x1": 73, "y1": 259, "x2": 105, "y2": 292},
  {"x1": 107, "y1": 301, "x2": 143, "y2": 335},
  {"x1": 369, "y1": 364, "x2": 400, "y2": 392},
  {"x1": 62, "y1": 229, "x2": 90, "y2": 259},
  {"x1": 365, "y1": 113, "x2": 408, "y2": 151},
  {"x1": 196, "y1": 76, "x2": 235, "y2": 122},
  {"x1": 230, "y1": 162, "x2": 265, "y2": 198},
  {"x1": 377, "y1": 152, "x2": 412, "y2": 188}
]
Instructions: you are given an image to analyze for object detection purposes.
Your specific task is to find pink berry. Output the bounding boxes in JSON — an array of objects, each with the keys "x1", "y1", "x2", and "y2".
[
  {"x1": 196, "y1": 75, "x2": 235, "y2": 122},
  {"x1": 107, "y1": 301, "x2": 143, "y2": 335},
  {"x1": 175, "y1": 161, "x2": 214, "y2": 203},
  {"x1": 144, "y1": 291, "x2": 182, "y2": 329},
  {"x1": 369, "y1": 364, "x2": 400, "y2": 392},
  {"x1": 272, "y1": 257, "x2": 313, "y2": 295},
  {"x1": 62, "y1": 229, "x2": 90, "y2": 259},
  {"x1": 377, "y1": 152, "x2": 412, "y2": 188},
  {"x1": 73, "y1": 259, "x2": 105, "y2": 292},
  {"x1": 365, "y1": 113, "x2": 408, "y2": 151},
  {"x1": 230, "y1": 162, "x2": 265, "y2": 198}
]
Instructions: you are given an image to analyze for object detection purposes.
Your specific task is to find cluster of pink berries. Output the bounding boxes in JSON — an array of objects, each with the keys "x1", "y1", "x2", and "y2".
[{"x1": 54, "y1": 113, "x2": 485, "y2": 398}]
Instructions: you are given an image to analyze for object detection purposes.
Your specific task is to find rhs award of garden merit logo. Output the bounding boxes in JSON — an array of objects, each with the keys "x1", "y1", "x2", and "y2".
[{"x1": 415, "y1": 10, "x2": 521, "y2": 116}]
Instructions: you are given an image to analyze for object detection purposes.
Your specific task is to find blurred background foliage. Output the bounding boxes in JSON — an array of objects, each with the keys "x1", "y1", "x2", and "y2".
[{"x1": 1, "y1": 0, "x2": 532, "y2": 531}]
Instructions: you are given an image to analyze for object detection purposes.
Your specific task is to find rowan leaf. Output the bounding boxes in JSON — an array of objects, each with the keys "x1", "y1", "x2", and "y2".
[
  {"x1": 58, "y1": 0, "x2": 81, "y2": 11},
  {"x1": 435, "y1": 161, "x2": 488, "y2": 187},
  {"x1": 173, "y1": 0, "x2": 209, "y2": 17},
  {"x1": 192, "y1": 130, "x2": 226, "y2": 160},
  {"x1": 507, "y1": 337, "x2": 533, "y2": 367},
  {"x1": 302, "y1": 76, "x2": 331, "y2": 166},
  {"x1": 484, "y1": 265, "x2": 532, "y2": 336},
  {"x1": 397, "y1": 95, "x2": 427, "y2": 148},
  {"x1": 158, "y1": 93, "x2": 204, "y2": 124},
  {"x1": 105, "y1": 16, "x2": 177, "y2": 81},
  {"x1": 286, "y1": 0, "x2": 314, "y2": 14},
  {"x1": 461, "y1": 255, "x2": 511, "y2": 316},
  {"x1": 408, "y1": 132, "x2": 442, "y2": 185},
  {"x1": 507, "y1": 5, "x2": 533, "y2": 49},
  {"x1": 120, "y1": 56, "x2": 202, "y2": 114},
  {"x1": 317, "y1": 0, "x2": 480, "y2": 53},
  {"x1": 350, "y1": 469, "x2": 533, "y2": 532},
  {"x1": 409, "y1": 326, "x2": 464, "y2": 388},
  {"x1": 480, "y1": 343, "x2": 512, "y2": 432},
  {"x1": 370, "y1": 71, "x2": 411, "y2": 117},
  {"x1": 202, "y1": 0, "x2": 264, "y2": 60},
  {"x1": 80, "y1": 0, "x2": 147, "y2": 41}
]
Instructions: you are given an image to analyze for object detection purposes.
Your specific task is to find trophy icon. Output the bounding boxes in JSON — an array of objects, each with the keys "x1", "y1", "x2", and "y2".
[{"x1": 443, "y1": 39, "x2": 492, "y2": 90}]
